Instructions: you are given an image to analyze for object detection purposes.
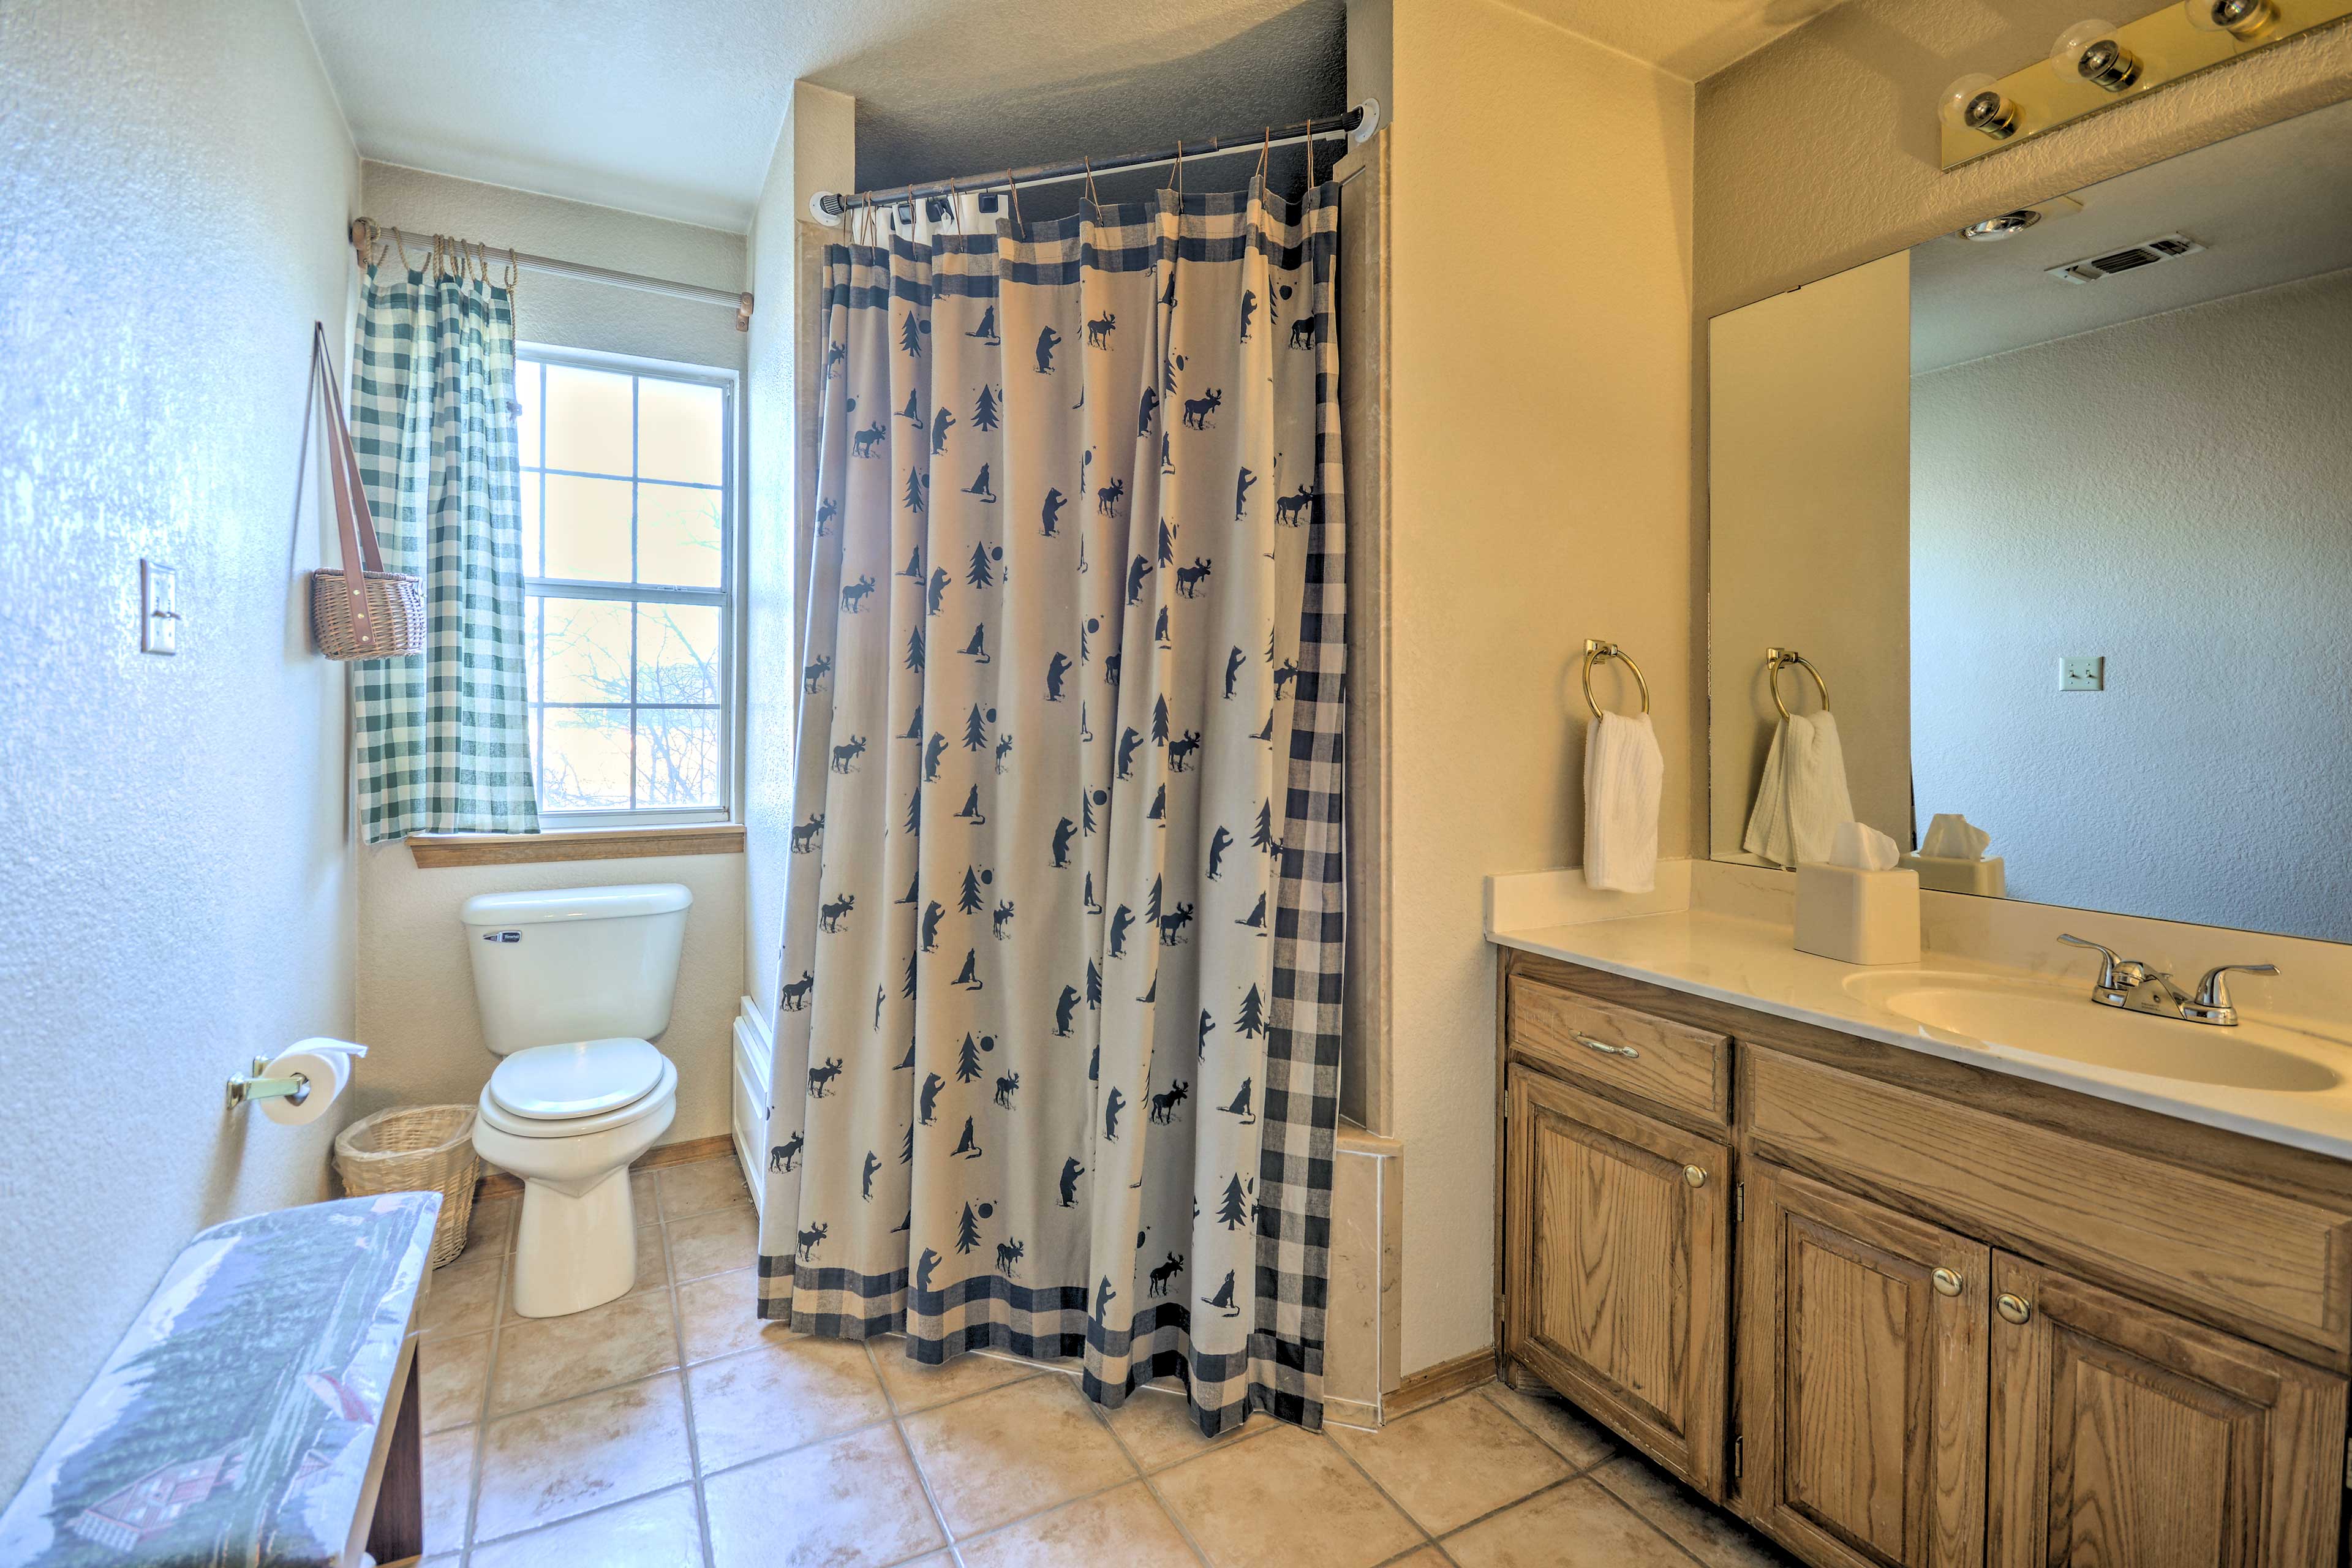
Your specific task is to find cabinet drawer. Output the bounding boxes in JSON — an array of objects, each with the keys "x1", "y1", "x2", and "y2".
[
  {"x1": 1745, "y1": 1047, "x2": 2352, "y2": 1362},
  {"x1": 1508, "y1": 978, "x2": 1730, "y2": 1125}
]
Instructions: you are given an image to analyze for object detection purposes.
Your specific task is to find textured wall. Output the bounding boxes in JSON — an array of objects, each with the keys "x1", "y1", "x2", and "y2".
[
  {"x1": 352, "y1": 164, "x2": 750, "y2": 1144},
  {"x1": 1912, "y1": 270, "x2": 2352, "y2": 940},
  {"x1": 0, "y1": 0, "x2": 361, "y2": 1494},
  {"x1": 1381, "y1": 0, "x2": 1695, "y2": 1373},
  {"x1": 358, "y1": 162, "x2": 749, "y2": 373},
  {"x1": 745, "y1": 85, "x2": 855, "y2": 1029}
]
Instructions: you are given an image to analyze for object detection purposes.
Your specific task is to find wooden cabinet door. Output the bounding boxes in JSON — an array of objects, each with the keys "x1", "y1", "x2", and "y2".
[
  {"x1": 1987, "y1": 1253, "x2": 2346, "y2": 1567},
  {"x1": 1504, "y1": 1066, "x2": 1731, "y2": 1497},
  {"x1": 1740, "y1": 1162, "x2": 1989, "y2": 1568}
]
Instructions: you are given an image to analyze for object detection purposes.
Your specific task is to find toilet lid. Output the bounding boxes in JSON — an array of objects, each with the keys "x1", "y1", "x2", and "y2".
[{"x1": 489, "y1": 1038, "x2": 666, "y2": 1120}]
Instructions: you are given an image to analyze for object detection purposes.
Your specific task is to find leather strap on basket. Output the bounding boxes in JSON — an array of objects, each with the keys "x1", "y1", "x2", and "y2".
[{"x1": 311, "y1": 322, "x2": 385, "y2": 654}]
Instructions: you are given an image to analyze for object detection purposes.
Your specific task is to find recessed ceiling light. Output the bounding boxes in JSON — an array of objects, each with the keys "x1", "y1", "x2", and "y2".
[{"x1": 1960, "y1": 209, "x2": 2043, "y2": 241}]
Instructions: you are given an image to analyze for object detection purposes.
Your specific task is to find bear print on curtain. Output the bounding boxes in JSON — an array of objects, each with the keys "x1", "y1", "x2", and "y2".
[{"x1": 758, "y1": 179, "x2": 1346, "y2": 1436}]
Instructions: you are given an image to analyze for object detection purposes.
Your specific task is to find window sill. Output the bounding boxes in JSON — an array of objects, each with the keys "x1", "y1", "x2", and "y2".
[{"x1": 405, "y1": 823, "x2": 745, "y2": 869}]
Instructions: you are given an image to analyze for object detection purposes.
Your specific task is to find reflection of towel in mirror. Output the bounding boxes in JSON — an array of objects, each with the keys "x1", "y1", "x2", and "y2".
[
  {"x1": 1584, "y1": 712, "x2": 1664, "y2": 892},
  {"x1": 1743, "y1": 712, "x2": 1855, "y2": 869}
]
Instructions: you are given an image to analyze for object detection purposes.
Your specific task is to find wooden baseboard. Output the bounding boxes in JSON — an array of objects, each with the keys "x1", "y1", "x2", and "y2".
[
  {"x1": 1384, "y1": 1346, "x2": 1498, "y2": 1421},
  {"x1": 476, "y1": 1134, "x2": 735, "y2": 1200}
]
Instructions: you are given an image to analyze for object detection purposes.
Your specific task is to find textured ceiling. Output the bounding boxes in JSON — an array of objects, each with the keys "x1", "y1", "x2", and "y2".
[
  {"x1": 298, "y1": 0, "x2": 1344, "y2": 231},
  {"x1": 1913, "y1": 97, "x2": 2352, "y2": 372},
  {"x1": 1510, "y1": 0, "x2": 1852, "y2": 80}
]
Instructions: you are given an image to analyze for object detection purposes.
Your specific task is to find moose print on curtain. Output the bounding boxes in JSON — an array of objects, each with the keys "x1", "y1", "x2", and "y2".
[{"x1": 758, "y1": 181, "x2": 1348, "y2": 1435}]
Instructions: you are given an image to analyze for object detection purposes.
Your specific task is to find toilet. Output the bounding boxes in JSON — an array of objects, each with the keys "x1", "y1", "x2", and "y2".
[{"x1": 461, "y1": 883, "x2": 690, "y2": 1317}]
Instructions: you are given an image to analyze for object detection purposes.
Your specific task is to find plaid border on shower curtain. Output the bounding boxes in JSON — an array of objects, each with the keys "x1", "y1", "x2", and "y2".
[{"x1": 1254, "y1": 178, "x2": 1347, "y2": 1429}]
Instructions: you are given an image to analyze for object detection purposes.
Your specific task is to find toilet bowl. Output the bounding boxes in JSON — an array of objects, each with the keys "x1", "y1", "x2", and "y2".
[
  {"x1": 459, "y1": 883, "x2": 692, "y2": 1319},
  {"x1": 473, "y1": 1039, "x2": 679, "y2": 1317}
]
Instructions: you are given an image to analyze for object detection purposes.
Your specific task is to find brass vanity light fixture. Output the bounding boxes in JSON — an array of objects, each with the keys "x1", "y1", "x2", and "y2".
[
  {"x1": 2049, "y1": 18, "x2": 2146, "y2": 88},
  {"x1": 1940, "y1": 74, "x2": 2022, "y2": 142},
  {"x1": 1938, "y1": 0, "x2": 2352, "y2": 168}
]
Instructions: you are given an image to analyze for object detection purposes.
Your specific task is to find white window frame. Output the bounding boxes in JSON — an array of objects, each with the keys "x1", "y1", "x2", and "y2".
[{"x1": 516, "y1": 342, "x2": 741, "y2": 830}]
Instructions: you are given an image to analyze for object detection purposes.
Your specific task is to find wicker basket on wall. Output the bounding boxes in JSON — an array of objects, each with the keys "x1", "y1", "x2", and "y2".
[
  {"x1": 305, "y1": 320, "x2": 427, "y2": 662},
  {"x1": 334, "y1": 1106, "x2": 481, "y2": 1268}
]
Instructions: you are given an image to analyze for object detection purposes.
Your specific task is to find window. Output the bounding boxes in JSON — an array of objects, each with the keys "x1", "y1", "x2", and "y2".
[{"x1": 515, "y1": 348, "x2": 736, "y2": 826}]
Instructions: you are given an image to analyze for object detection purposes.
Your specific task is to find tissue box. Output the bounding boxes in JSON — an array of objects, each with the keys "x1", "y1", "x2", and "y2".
[
  {"x1": 1795, "y1": 863, "x2": 1921, "y2": 966},
  {"x1": 1899, "y1": 853, "x2": 2006, "y2": 898}
]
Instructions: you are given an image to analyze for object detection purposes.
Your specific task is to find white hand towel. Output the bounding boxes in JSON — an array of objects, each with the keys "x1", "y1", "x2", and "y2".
[
  {"x1": 1741, "y1": 711, "x2": 1856, "y2": 869},
  {"x1": 1583, "y1": 711, "x2": 1664, "y2": 892}
]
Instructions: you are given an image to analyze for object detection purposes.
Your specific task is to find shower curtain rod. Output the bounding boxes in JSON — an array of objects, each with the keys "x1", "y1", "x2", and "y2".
[
  {"x1": 810, "y1": 97, "x2": 1382, "y2": 223},
  {"x1": 345, "y1": 219, "x2": 756, "y2": 330}
]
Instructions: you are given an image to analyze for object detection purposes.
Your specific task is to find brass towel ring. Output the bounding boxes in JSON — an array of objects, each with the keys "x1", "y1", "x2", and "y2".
[
  {"x1": 1766, "y1": 647, "x2": 1830, "y2": 722},
  {"x1": 1582, "y1": 639, "x2": 1650, "y2": 720}
]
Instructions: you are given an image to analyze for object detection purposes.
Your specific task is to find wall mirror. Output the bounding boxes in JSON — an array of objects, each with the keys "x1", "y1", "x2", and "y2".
[{"x1": 1708, "y1": 96, "x2": 2352, "y2": 943}]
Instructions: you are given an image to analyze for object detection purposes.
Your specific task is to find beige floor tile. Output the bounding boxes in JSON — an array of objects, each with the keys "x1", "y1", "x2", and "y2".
[
  {"x1": 421, "y1": 1251, "x2": 504, "y2": 1340},
  {"x1": 1445, "y1": 1477, "x2": 1686, "y2": 1567},
  {"x1": 490, "y1": 1289, "x2": 679, "y2": 1415},
  {"x1": 1156, "y1": 1423, "x2": 1422, "y2": 1568},
  {"x1": 474, "y1": 1374, "x2": 695, "y2": 1542},
  {"x1": 658, "y1": 1155, "x2": 752, "y2": 1219},
  {"x1": 900, "y1": 1372, "x2": 1137, "y2": 1536},
  {"x1": 690, "y1": 1335, "x2": 892, "y2": 1472},
  {"x1": 1481, "y1": 1382, "x2": 1617, "y2": 1469},
  {"x1": 1593, "y1": 1454, "x2": 1796, "y2": 1566},
  {"x1": 1101, "y1": 1385, "x2": 1271, "y2": 1470},
  {"x1": 703, "y1": 1423, "x2": 946, "y2": 1568},
  {"x1": 870, "y1": 1335, "x2": 1040, "y2": 1413},
  {"x1": 676, "y1": 1268, "x2": 799, "y2": 1362},
  {"x1": 420, "y1": 1331, "x2": 492, "y2": 1434},
  {"x1": 468, "y1": 1485, "x2": 703, "y2": 1568},
  {"x1": 1332, "y1": 1393, "x2": 1572, "y2": 1535},
  {"x1": 1381, "y1": 1551, "x2": 1452, "y2": 1567},
  {"x1": 668, "y1": 1202, "x2": 760, "y2": 1281},
  {"x1": 957, "y1": 1479, "x2": 1200, "y2": 1567},
  {"x1": 420, "y1": 1425, "x2": 476, "y2": 1557},
  {"x1": 467, "y1": 1194, "x2": 518, "y2": 1256},
  {"x1": 630, "y1": 1167, "x2": 657, "y2": 1215}
]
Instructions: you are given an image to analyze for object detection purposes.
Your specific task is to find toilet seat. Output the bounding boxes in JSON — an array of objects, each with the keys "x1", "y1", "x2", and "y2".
[{"x1": 483, "y1": 1041, "x2": 674, "y2": 1139}]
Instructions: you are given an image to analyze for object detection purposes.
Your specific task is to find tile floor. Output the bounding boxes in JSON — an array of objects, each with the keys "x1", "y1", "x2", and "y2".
[{"x1": 418, "y1": 1152, "x2": 1794, "y2": 1568}]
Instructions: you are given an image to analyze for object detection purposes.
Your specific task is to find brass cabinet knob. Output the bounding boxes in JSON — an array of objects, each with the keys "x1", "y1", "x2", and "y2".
[
  {"x1": 1997, "y1": 1292, "x2": 2033, "y2": 1325},
  {"x1": 1682, "y1": 1164, "x2": 1707, "y2": 1189},
  {"x1": 1931, "y1": 1267, "x2": 1964, "y2": 1298}
]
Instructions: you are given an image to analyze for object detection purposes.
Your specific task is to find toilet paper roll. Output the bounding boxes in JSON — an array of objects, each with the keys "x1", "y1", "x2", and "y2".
[{"x1": 259, "y1": 1039, "x2": 367, "y2": 1127}]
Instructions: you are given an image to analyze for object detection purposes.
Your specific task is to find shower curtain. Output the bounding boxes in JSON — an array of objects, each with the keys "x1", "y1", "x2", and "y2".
[{"x1": 757, "y1": 180, "x2": 1347, "y2": 1434}]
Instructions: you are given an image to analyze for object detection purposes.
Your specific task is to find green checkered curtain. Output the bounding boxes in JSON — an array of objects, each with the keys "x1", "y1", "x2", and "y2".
[{"x1": 348, "y1": 250, "x2": 538, "y2": 843}]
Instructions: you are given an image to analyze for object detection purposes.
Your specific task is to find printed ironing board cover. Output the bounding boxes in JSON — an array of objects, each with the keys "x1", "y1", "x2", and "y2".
[{"x1": 0, "y1": 1193, "x2": 440, "y2": 1567}]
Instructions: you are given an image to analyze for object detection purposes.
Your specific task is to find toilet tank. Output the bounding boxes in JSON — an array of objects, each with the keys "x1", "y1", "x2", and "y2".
[{"x1": 461, "y1": 883, "x2": 692, "y2": 1055}]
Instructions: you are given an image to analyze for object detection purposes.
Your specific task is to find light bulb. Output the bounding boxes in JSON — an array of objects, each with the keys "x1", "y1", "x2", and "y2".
[
  {"x1": 1941, "y1": 74, "x2": 2019, "y2": 140},
  {"x1": 2048, "y1": 20, "x2": 2142, "y2": 89},
  {"x1": 2184, "y1": 0, "x2": 2276, "y2": 36}
]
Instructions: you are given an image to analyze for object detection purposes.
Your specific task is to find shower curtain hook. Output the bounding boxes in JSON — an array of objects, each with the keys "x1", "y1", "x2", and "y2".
[
  {"x1": 1254, "y1": 125, "x2": 1272, "y2": 189},
  {"x1": 1003, "y1": 168, "x2": 1022, "y2": 228},
  {"x1": 1082, "y1": 154, "x2": 1101, "y2": 209},
  {"x1": 1170, "y1": 138, "x2": 1184, "y2": 195}
]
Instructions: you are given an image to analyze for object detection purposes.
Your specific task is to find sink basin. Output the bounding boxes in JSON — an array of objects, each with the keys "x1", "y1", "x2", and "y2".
[{"x1": 1842, "y1": 971, "x2": 2345, "y2": 1094}]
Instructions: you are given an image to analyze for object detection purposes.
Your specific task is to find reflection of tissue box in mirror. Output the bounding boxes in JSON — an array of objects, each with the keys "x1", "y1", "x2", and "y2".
[
  {"x1": 1796, "y1": 863, "x2": 1921, "y2": 965},
  {"x1": 1899, "y1": 853, "x2": 2006, "y2": 897}
]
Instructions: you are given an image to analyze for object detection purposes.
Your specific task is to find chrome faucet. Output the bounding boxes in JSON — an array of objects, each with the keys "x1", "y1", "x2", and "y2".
[{"x1": 2056, "y1": 935, "x2": 2277, "y2": 1027}]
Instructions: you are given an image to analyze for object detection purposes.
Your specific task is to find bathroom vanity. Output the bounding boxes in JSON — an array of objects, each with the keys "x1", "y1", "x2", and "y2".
[{"x1": 1490, "y1": 918, "x2": 2352, "y2": 1567}]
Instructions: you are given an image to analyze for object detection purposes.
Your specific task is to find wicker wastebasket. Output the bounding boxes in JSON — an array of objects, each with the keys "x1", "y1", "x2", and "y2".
[{"x1": 334, "y1": 1106, "x2": 481, "y2": 1268}]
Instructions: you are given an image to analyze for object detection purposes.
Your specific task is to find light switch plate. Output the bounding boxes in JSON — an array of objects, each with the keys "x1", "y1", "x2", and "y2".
[
  {"x1": 2061, "y1": 655, "x2": 2102, "y2": 692},
  {"x1": 140, "y1": 559, "x2": 178, "y2": 655}
]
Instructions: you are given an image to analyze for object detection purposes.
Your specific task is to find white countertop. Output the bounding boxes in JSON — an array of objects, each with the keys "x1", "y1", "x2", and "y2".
[{"x1": 1490, "y1": 909, "x2": 2352, "y2": 1161}]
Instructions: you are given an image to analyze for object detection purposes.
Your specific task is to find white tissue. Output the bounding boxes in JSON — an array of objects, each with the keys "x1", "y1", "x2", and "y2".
[
  {"x1": 1830, "y1": 821, "x2": 1901, "y2": 872},
  {"x1": 1920, "y1": 813, "x2": 1992, "y2": 862},
  {"x1": 258, "y1": 1038, "x2": 368, "y2": 1126}
]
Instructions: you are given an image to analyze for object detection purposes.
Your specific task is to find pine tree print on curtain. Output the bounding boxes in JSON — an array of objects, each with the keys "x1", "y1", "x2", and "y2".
[{"x1": 760, "y1": 182, "x2": 1346, "y2": 1436}]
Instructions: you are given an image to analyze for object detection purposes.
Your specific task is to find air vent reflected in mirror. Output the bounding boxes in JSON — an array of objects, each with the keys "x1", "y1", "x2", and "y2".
[{"x1": 2047, "y1": 232, "x2": 2205, "y2": 283}]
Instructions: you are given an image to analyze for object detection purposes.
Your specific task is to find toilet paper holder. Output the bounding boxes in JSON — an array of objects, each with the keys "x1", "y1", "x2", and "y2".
[{"x1": 225, "y1": 1058, "x2": 311, "y2": 1110}]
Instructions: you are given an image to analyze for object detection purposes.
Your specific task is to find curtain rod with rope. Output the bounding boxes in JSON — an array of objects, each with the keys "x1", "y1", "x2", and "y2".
[
  {"x1": 810, "y1": 97, "x2": 1381, "y2": 223},
  {"x1": 346, "y1": 219, "x2": 756, "y2": 331}
]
